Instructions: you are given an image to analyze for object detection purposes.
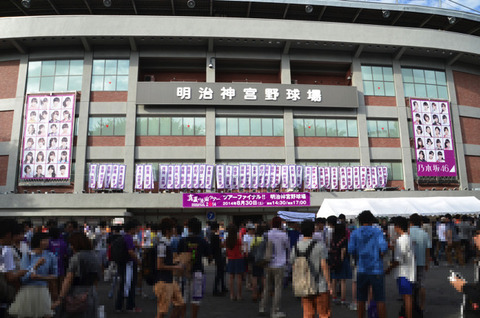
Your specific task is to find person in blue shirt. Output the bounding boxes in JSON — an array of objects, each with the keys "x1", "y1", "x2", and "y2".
[
  {"x1": 348, "y1": 210, "x2": 388, "y2": 318},
  {"x1": 9, "y1": 232, "x2": 58, "y2": 318}
]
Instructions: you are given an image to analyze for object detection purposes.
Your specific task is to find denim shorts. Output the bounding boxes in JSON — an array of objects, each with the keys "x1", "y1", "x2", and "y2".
[{"x1": 356, "y1": 273, "x2": 385, "y2": 302}]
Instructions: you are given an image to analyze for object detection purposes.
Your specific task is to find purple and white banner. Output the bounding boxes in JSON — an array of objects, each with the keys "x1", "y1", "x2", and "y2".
[
  {"x1": 111, "y1": 164, "x2": 119, "y2": 189},
  {"x1": 225, "y1": 165, "x2": 233, "y2": 189},
  {"x1": 104, "y1": 164, "x2": 113, "y2": 189},
  {"x1": 251, "y1": 165, "x2": 259, "y2": 189},
  {"x1": 304, "y1": 166, "x2": 312, "y2": 189},
  {"x1": 274, "y1": 165, "x2": 281, "y2": 188},
  {"x1": 289, "y1": 165, "x2": 296, "y2": 189},
  {"x1": 245, "y1": 165, "x2": 252, "y2": 189},
  {"x1": 353, "y1": 166, "x2": 361, "y2": 189},
  {"x1": 159, "y1": 165, "x2": 168, "y2": 189},
  {"x1": 167, "y1": 165, "x2": 175, "y2": 189},
  {"x1": 411, "y1": 99, "x2": 456, "y2": 177},
  {"x1": 174, "y1": 165, "x2": 181, "y2": 189},
  {"x1": 97, "y1": 164, "x2": 107, "y2": 189},
  {"x1": 330, "y1": 167, "x2": 339, "y2": 190},
  {"x1": 192, "y1": 165, "x2": 200, "y2": 189},
  {"x1": 378, "y1": 166, "x2": 388, "y2": 188},
  {"x1": 88, "y1": 164, "x2": 97, "y2": 189},
  {"x1": 135, "y1": 165, "x2": 144, "y2": 190},
  {"x1": 346, "y1": 166, "x2": 354, "y2": 190},
  {"x1": 296, "y1": 165, "x2": 303, "y2": 189},
  {"x1": 216, "y1": 165, "x2": 225, "y2": 189},
  {"x1": 258, "y1": 165, "x2": 265, "y2": 188},
  {"x1": 186, "y1": 165, "x2": 193, "y2": 189},
  {"x1": 205, "y1": 165, "x2": 214, "y2": 189},
  {"x1": 180, "y1": 165, "x2": 187, "y2": 189},
  {"x1": 232, "y1": 165, "x2": 239, "y2": 189},
  {"x1": 281, "y1": 165, "x2": 289, "y2": 189},
  {"x1": 117, "y1": 165, "x2": 126, "y2": 190},
  {"x1": 183, "y1": 192, "x2": 310, "y2": 208},
  {"x1": 311, "y1": 166, "x2": 319, "y2": 190},
  {"x1": 21, "y1": 93, "x2": 76, "y2": 182},
  {"x1": 339, "y1": 167, "x2": 348, "y2": 191},
  {"x1": 198, "y1": 165, "x2": 206, "y2": 189},
  {"x1": 240, "y1": 165, "x2": 247, "y2": 189},
  {"x1": 89, "y1": 164, "x2": 125, "y2": 190},
  {"x1": 143, "y1": 164, "x2": 153, "y2": 190}
]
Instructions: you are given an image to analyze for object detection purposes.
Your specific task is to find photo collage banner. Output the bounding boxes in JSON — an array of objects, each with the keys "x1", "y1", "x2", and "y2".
[
  {"x1": 131, "y1": 164, "x2": 389, "y2": 191},
  {"x1": 88, "y1": 164, "x2": 126, "y2": 190},
  {"x1": 411, "y1": 99, "x2": 456, "y2": 177},
  {"x1": 21, "y1": 93, "x2": 76, "y2": 182}
]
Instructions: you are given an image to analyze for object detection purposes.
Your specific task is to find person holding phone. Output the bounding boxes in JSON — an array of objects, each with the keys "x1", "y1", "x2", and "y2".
[{"x1": 450, "y1": 222, "x2": 480, "y2": 317}]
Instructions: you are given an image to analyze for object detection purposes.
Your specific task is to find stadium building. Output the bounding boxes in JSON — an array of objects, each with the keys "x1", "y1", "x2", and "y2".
[{"x1": 0, "y1": 0, "x2": 479, "y2": 225}]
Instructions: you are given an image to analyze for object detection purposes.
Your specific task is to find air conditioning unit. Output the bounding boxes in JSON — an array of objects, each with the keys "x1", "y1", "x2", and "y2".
[{"x1": 144, "y1": 75, "x2": 155, "y2": 82}]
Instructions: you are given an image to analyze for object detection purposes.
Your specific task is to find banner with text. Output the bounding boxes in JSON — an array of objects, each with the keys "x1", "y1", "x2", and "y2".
[{"x1": 183, "y1": 192, "x2": 310, "y2": 208}]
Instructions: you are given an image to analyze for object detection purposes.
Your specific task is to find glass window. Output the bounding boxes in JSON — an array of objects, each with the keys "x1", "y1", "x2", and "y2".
[
  {"x1": 105, "y1": 60, "x2": 117, "y2": 75},
  {"x1": 262, "y1": 118, "x2": 273, "y2": 136},
  {"x1": 347, "y1": 120, "x2": 358, "y2": 137},
  {"x1": 54, "y1": 76, "x2": 68, "y2": 91},
  {"x1": 392, "y1": 162, "x2": 403, "y2": 180},
  {"x1": 362, "y1": 66, "x2": 394, "y2": 96},
  {"x1": 148, "y1": 118, "x2": 160, "y2": 136},
  {"x1": 103, "y1": 76, "x2": 116, "y2": 91},
  {"x1": 425, "y1": 70, "x2": 436, "y2": 84},
  {"x1": 304, "y1": 119, "x2": 315, "y2": 137},
  {"x1": 401, "y1": 68, "x2": 413, "y2": 83},
  {"x1": 293, "y1": 119, "x2": 304, "y2": 136},
  {"x1": 361, "y1": 66, "x2": 372, "y2": 81},
  {"x1": 414, "y1": 84, "x2": 427, "y2": 98},
  {"x1": 91, "y1": 59, "x2": 129, "y2": 91},
  {"x1": 68, "y1": 76, "x2": 82, "y2": 91},
  {"x1": 69, "y1": 60, "x2": 83, "y2": 75},
  {"x1": 55, "y1": 60, "x2": 69, "y2": 76},
  {"x1": 367, "y1": 121, "x2": 378, "y2": 137},
  {"x1": 40, "y1": 77, "x2": 54, "y2": 92},
  {"x1": 315, "y1": 119, "x2": 326, "y2": 136},
  {"x1": 26, "y1": 77, "x2": 40, "y2": 93},
  {"x1": 92, "y1": 60, "x2": 105, "y2": 75},
  {"x1": 426, "y1": 85, "x2": 438, "y2": 99},
  {"x1": 28, "y1": 61, "x2": 41, "y2": 77},
  {"x1": 438, "y1": 86, "x2": 449, "y2": 99},
  {"x1": 273, "y1": 119, "x2": 283, "y2": 136},
  {"x1": 372, "y1": 66, "x2": 383, "y2": 81},
  {"x1": 115, "y1": 118, "x2": 126, "y2": 136},
  {"x1": 413, "y1": 69, "x2": 425, "y2": 83},
  {"x1": 117, "y1": 60, "x2": 130, "y2": 75},
  {"x1": 402, "y1": 68, "x2": 448, "y2": 99},
  {"x1": 27, "y1": 60, "x2": 83, "y2": 93},
  {"x1": 239, "y1": 118, "x2": 250, "y2": 136},
  {"x1": 250, "y1": 119, "x2": 261, "y2": 136},
  {"x1": 195, "y1": 118, "x2": 205, "y2": 136},
  {"x1": 388, "y1": 121, "x2": 399, "y2": 137},
  {"x1": 159, "y1": 118, "x2": 171, "y2": 135},
  {"x1": 116, "y1": 76, "x2": 129, "y2": 91},
  {"x1": 367, "y1": 120, "x2": 400, "y2": 138},
  {"x1": 404, "y1": 83, "x2": 415, "y2": 97},
  {"x1": 435, "y1": 71, "x2": 447, "y2": 85},
  {"x1": 216, "y1": 118, "x2": 226, "y2": 136},
  {"x1": 102, "y1": 118, "x2": 114, "y2": 135},
  {"x1": 88, "y1": 118, "x2": 102, "y2": 136},
  {"x1": 326, "y1": 120, "x2": 337, "y2": 137},
  {"x1": 363, "y1": 81, "x2": 374, "y2": 96},
  {"x1": 377, "y1": 120, "x2": 389, "y2": 137},
  {"x1": 337, "y1": 120, "x2": 347, "y2": 137},
  {"x1": 171, "y1": 117, "x2": 183, "y2": 135},
  {"x1": 383, "y1": 68, "x2": 393, "y2": 82},
  {"x1": 41, "y1": 61, "x2": 55, "y2": 76},
  {"x1": 373, "y1": 81, "x2": 385, "y2": 96},
  {"x1": 183, "y1": 118, "x2": 194, "y2": 136},
  {"x1": 384, "y1": 82, "x2": 395, "y2": 96},
  {"x1": 227, "y1": 118, "x2": 238, "y2": 136},
  {"x1": 91, "y1": 76, "x2": 104, "y2": 91}
]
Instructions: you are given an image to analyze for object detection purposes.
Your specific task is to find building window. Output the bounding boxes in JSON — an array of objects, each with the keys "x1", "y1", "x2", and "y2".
[
  {"x1": 91, "y1": 60, "x2": 129, "y2": 91},
  {"x1": 294, "y1": 118, "x2": 358, "y2": 137},
  {"x1": 297, "y1": 162, "x2": 360, "y2": 167},
  {"x1": 215, "y1": 118, "x2": 283, "y2": 136},
  {"x1": 26, "y1": 60, "x2": 83, "y2": 93},
  {"x1": 136, "y1": 117, "x2": 206, "y2": 136},
  {"x1": 88, "y1": 117, "x2": 126, "y2": 136},
  {"x1": 367, "y1": 120, "x2": 399, "y2": 138},
  {"x1": 402, "y1": 68, "x2": 448, "y2": 99},
  {"x1": 372, "y1": 162, "x2": 403, "y2": 181},
  {"x1": 361, "y1": 66, "x2": 395, "y2": 96}
]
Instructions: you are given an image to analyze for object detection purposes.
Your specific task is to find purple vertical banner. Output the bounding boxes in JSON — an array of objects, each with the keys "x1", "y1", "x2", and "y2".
[
  {"x1": 167, "y1": 165, "x2": 175, "y2": 189},
  {"x1": 311, "y1": 166, "x2": 318, "y2": 190},
  {"x1": 186, "y1": 165, "x2": 193, "y2": 189},
  {"x1": 159, "y1": 165, "x2": 168, "y2": 190},
  {"x1": 318, "y1": 167, "x2": 325, "y2": 189},
  {"x1": 134, "y1": 165, "x2": 144, "y2": 190},
  {"x1": 296, "y1": 165, "x2": 303, "y2": 189},
  {"x1": 304, "y1": 166, "x2": 312, "y2": 189},
  {"x1": 258, "y1": 165, "x2": 265, "y2": 188},
  {"x1": 88, "y1": 164, "x2": 97, "y2": 189},
  {"x1": 104, "y1": 164, "x2": 113, "y2": 189},
  {"x1": 216, "y1": 165, "x2": 225, "y2": 189},
  {"x1": 288, "y1": 165, "x2": 296, "y2": 189},
  {"x1": 339, "y1": 167, "x2": 348, "y2": 190},
  {"x1": 273, "y1": 165, "x2": 281, "y2": 188},
  {"x1": 192, "y1": 165, "x2": 199, "y2": 189},
  {"x1": 360, "y1": 166, "x2": 367, "y2": 189},
  {"x1": 117, "y1": 165, "x2": 126, "y2": 190},
  {"x1": 111, "y1": 164, "x2": 119, "y2": 189},
  {"x1": 411, "y1": 99, "x2": 456, "y2": 177},
  {"x1": 97, "y1": 164, "x2": 106, "y2": 189},
  {"x1": 205, "y1": 165, "x2": 214, "y2": 189},
  {"x1": 251, "y1": 165, "x2": 259, "y2": 189},
  {"x1": 232, "y1": 165, "x2": 239, "y2": 190},
  {"x1": 353, "y1": 166, "x2": 360, "y2": 189},
  {"x1": 198, "y1": 165, "x2": 206, "y2": 189},
  {"x1": 371, "y1": 166, "x2": 379, "y2": 189},
  {"x1": 174, "y1": 165, "x2": 181, "y2": 189},
  {"x1": 225, "y1": 165, "x2": 233, "y2": 190},
  {"x1": 324, "y1": 167, "x2": 331, "y2": 189},
  {"x1": 144, "y1": 164, "x2": 153, "y2": 190},
  {"x1": 245, "y1": 165, "x2": 252, "y2": 189},
  {"x1": 330, "y1": 167, "x2": 338, "y2": 190},
  {"x1": 180, "y1": 165, "x2": 187, "y2": 189},
  {"x1": 381, "y1": 166, "x2": 389, "y2": 187},
  {"x1": 239, "y1": 165, "x2": 247, "y2": 189},
  {"x1": 264, "y1": 165, "x2": 271, "y2": 189},
  {"x1": 281, "y1": 165, "x2": 289, "y2": 189},
  {"x1": 346, "y1": 166, "x2": 354, "y2": 190},
  {"x1": 365, "y1": 167, "x2": 373, "y2": 189}
]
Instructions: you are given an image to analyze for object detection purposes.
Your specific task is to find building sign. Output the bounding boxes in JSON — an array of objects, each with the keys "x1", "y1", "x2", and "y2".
[
  {"x1": 183, "y1": 192, "x2": 310, "y2": 208},
  {"x1": 410, "y1": 99, "x2": 456, "y2": 177},
  {"x1": 20, "y1": 93, "x2": 76, "y2": 183},
  {"x1": 137, "y1": 82, "x2": 359, "y2": 108}
]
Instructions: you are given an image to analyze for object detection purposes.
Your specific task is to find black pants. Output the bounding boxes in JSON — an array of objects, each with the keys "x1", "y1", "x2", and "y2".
[
  {"x1": 115, "y1": 262, "x2": 137, "y2": 311},
  {"x1": 213, "y1": 257, "x2": 226, "y2": 293}
]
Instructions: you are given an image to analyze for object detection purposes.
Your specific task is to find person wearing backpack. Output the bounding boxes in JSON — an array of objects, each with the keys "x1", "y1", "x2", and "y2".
[
  {"x1": 250, "y1": 225, "x2": 267, "y2": 302},
  {"x1": 259, "y1": 216, "x2": 289, "y2": 318},
  {"x1": 291, "y1": 219, "x2": 332, "y2": 318},
  {"x1": 330, "y1": 223, "x2": 352, "y2": 306},
  {"x1": 114, "y1": 220, "x2": 142, "y2": 313}
]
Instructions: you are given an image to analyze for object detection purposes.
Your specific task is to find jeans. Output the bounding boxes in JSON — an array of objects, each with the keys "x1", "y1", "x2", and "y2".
[
  {"x1": 115, "y1": 262, "x2": 137, "y2": 311},
  {"x1": 260, "y1": 266, "x2": 284, "y2": 314},
  {"x1": 214, "y1": 257, "x2": 226, "y2": 293}
]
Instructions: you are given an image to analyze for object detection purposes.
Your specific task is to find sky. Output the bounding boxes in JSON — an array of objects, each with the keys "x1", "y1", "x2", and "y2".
[{"x1": 355, "y1": 0, "x2": 480, "y2": 14}]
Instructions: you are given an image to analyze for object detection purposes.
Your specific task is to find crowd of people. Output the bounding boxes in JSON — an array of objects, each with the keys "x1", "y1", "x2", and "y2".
[{"x1": 0, "y1": 212, "x2": 479, "y2": 318}]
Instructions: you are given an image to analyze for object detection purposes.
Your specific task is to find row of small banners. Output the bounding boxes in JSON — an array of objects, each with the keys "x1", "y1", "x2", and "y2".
[{"x1": 88, "y1": 164, "x2": 389, "y2": 191}]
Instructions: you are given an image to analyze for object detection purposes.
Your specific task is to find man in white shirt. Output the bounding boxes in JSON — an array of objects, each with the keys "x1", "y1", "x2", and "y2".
[
  {"x1": 259, "y1": 217, "x2": 289, "y2": 318},
  {"x1": 386, "y1": 217, "x2": 416, "y2": 318}
]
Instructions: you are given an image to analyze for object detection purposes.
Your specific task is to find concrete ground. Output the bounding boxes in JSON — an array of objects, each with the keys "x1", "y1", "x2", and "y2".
[{"x1": 99, "y1": 261, "x2": 471, "y2": 318}]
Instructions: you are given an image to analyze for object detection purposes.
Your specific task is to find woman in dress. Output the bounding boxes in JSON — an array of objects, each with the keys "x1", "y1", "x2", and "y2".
[{"x1": 225, "y1": 224, "x2": 245, "y2": 301}]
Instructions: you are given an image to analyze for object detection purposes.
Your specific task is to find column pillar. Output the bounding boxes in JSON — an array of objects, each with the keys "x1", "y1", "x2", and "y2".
[{"x1": 351, "y1": 59, "x2": 371, "y2": 165}]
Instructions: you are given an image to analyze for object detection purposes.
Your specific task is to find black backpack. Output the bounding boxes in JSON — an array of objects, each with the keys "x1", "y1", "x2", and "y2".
[
  {"x1": 143, "y1": 246, "x2": 157, "y2": 286},
  {"x1": 111, "y1": 235, "x2": 129, "y2": 264}
]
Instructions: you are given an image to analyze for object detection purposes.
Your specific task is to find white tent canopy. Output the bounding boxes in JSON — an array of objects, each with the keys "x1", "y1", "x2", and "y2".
[
  {"x1": 317, "y1": 196, "x2": 480, "y2": 218},
  {"x1": 277, "y1": 211, "x2": 316, "y2": 222}
]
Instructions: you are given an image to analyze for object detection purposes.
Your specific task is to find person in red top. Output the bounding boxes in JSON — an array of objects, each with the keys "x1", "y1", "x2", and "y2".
[{"x1": 226, "y1": 224, "x2": 245, "y2": 301}]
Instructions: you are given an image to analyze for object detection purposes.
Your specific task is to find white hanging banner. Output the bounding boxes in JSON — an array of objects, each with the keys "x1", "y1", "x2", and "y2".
[
  {"x1": 134, "y1": 165, "x2": 144, "y2": 190},
  {"x1": 117, "y1": 165, "x2": 126, "y2": 190},
  {"x1": 185, "y1": 165, "x2": 193, "y2": 189},
  {"x1": 225, "y1": 165, "x2": 233, "y2": 190},
  {"x1": 192, "y1": 165, "x2": 200, "y2": 189},
  {"x1": 289, "y1": 165, "x2": 296, "y2": 188},
  {"x1": 339, "y1": 166, "x2": 348, "y2": 190},
  {"x1": 240, "y1": 165, "x2": 247, "y2": 189},
  {"x1": 296, "y1": 165, "x2": 303, "y2": 189},
  {"x1": 264, "y1": 165, "x2": 271, "y2": 189},
  {"x1": 232, "y1": 165, "x2": 239, "y2": 189},
  {"x1": 360, "y1": 166, "x2": 367, "y2": 189},
  {"x1": 304, "y1": 166, "x2": 312, "y2": 189},
  {"x1": 180, "y1": 165, "x2": 187, "y2": 189},
  {"x1": 371, "y1": 166, "x2": 379, "y2": 189},
  {"x1": 159, "y1": 165, "x2": 168, "y2": 189},
  {"x1": 366, "y1": 167, "x2": 373, "y2": 189},
  {"x1": 274, "y1": 165, "x2": 281, "y2": 188},
  {"x1": 198, "y1": 164, "x2": 206, "y2": 189},
  {"x1": 346, "y1": 166, "x2": 354, "y2": 190},
  {"x1": 251, "y1": 165, "x2": 259, "y2": 189},
  {"x1": 353, "y1": 166, "x2": 361, "y2": 190},
  {"x1": 167, "y1": 165, "x2": 174, "y2": 189},
  {"x1": 380, "y1": 166, "x2": 389, "y2": 188},
  {"x1": 258, "y1": 165, "x2": 265, "y2": 188},
  {"x1": 281, "y1": 165, "x2": 289, "y2": 189},
  {"x1": 88, "y1": 164, "x2": 97, "y2": 189},
  {"x1": 216, "y1": 165, "x2": 225, "y2": 189},
  {"x1": 174, "y1": 165, "x2": 181, "y2": 189},
  {"x1": 205, "y1": 165, "x2": 214, "y2": 189},
  {"x1": 311, "y1": 166, "x2": 319, "y2": 190},
  {"x1": 330, "y1": 167, "x2": 339, "y2": 190},
  {"x1": 111, "y1": 164, "x2": 119, "y2": 189},
  {"x1": 318, "y1": 167, "x2": 325, "y2": 189},
  {"x1": 143, "y1": 164, "x2": 153, "y2": 189},
  {"x1": 324, "y1": 167, "x2": 331, "y2": 189},
  {"x1": 104, "y1": 164, "x2": 113, "y2": 189},
  {"x1": 245, "y1": 165, "x2": 252, "y2": 189}
]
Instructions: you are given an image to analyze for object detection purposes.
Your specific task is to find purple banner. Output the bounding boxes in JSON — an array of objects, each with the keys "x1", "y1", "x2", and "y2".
[
  {"x1": 159, "y1": 165, "x2": 168, "y2": 189},
  {"x1": 330, "y1": 167, "x2": 338, "y2": 190},
  {"x1": 111, "y1": 164, "x2": 119, "y2": 189},
  {"x1": 104, "y1": 164, "x2": 112, "y2": 189},
  {"x1": 232, "y1": 165, "x2": 239, "y2": 189},
  {"x1": 117, "y1": 165, "x2": 126, "y2": 190},
  {"x1": 183, "y1": 192, "x2": 310, "y2": 208},
  {"x1": 411, "y1": 99, "x2": 456, "y2": 177},
  {"x1": 311, "y1": 166, "x2": 319, "y2": 189},
  {"x1": 205, "y1": 165, "x2": 214, "y2": 189},
  {"x1": 21, "y1": 93, "x2": 76, "y2": 182},
  {"x1": 88, "y1": 164, "x2": 97, "y2": 189},
  {"x1": 134, "y1": 165, "x2": 144, "y2": 190}
]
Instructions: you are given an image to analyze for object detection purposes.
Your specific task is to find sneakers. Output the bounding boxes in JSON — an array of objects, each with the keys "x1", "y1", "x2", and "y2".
[
  {"x1": 271, "y1": 312, "x2": 286, "y2": 318},
  {"x1": 348, "y1": 303, "x2": 358, "y2": 311}
]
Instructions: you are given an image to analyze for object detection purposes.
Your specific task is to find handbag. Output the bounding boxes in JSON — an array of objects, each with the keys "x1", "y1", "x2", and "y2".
[{"x1": 65, "y1": 292, "x2": 89, "y2": 313}]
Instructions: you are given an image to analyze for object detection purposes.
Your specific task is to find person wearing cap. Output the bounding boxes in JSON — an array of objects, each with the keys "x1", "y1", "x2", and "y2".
[{"x1": 450, "y1": 222, "x2": 480, "y2": 317}]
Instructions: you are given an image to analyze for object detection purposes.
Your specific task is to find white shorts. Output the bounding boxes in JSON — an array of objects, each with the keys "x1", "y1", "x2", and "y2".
[{"x1": 182, "y1": 271, "x2": 205, "y2": 305}]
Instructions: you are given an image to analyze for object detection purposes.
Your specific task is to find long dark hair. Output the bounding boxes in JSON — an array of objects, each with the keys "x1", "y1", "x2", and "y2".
[
  {"x1": 332, "y1": 223, "x2": 347, "y2": 243},
  {"x1": 225, "y1": 224, "x2": 238, "y2": 250}
]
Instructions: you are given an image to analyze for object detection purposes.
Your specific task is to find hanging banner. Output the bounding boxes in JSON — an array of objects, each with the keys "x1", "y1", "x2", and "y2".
[
  {"x1": 225, "y1": 165, "x2": 233, "y2": 190},
  {"x1": 239, "y1": 165, "x2": 247, "y2": 189},
  {"x1": 258, "y1": 165, "x2": 265, "y2": 189},
  {"x1": 192, "y1": 165, "x2": 200, "y2": 189},
  {"x1": 360, "y1": 166, "x2": 367, "y2": 189},
  {"x1": 273, "y1": 165, "x2": 281, "y2": 188},
  {"x1": 143, "y1": 164, "x2": 153, "y2": 189},
  {"x1": 289, "y1": 165, "x2": 296, "y2": 189},
  {"x1": 339, "y1": 167, "x2": 348, "y2": 191},
  {"x1": 167, "y1": 165, "x2": 175, "y2": 189},
  {"x1": 216, "y1": 165, "x2": 225, "y2": 189},
  {"x1": 97, "y1": 164, "x2": 107, "y2": 189},
  {"x1": 296, "y1": 165, "x2": 303, "y2": 189},
  {"x1": 353, "y1": 166, "x2": 361, "y2": 190},
  {"x1": 411, "y1": 99, "x2": 456, "y2": 177},
  {"x1": 118, "y1": 165, "x2": 126, "y2": 190},
  {"x1": 311, "y1": 166, "x2": 319, "y2": 190},
  {"x1": 88, "y1": 164, "x2": 97, "y2": 189},
  {"x1": 245, "y1": 165, "x2": 252, "y2": 189},
  {"x1": 232, "y1": 165, "x2": 239, "y2": 189},
  {"x1": 346, "y1": 166, "x2": 354, "y2": 190},
  {"x1": 159, "y1": 165, "x2": 168, "y2": 190},
  {"x1": 174, "y1": 165, "x2": 181, "y2": 189},
  {"x1": 20, "y1": 93, "x2": 76, "y2": 183},
  {"x1": 371, "y1": 166, "x2": 379, "y2": 189},
  {"x1": 330, "y1": 167, "x2": 339, "y2": 190},
  {"x1": 183, "y1": 192, "x2": 310, "y2": 208},
  {"x1": 180, "y1": 165, "x2": 187, "y2": 189},
  {"x1": 110, "y1": 165, "x2": 119, "y2": 189},
  {"x1": 205, "y1": 165, "x2": 214, "y2": 189},
  {"x1": 104, "y1": 164, "x2": 113, "y2": 189},
  {"x1": 251, "y1": 165, "x2": 259, "y2": 189},
  {"x1": 304, "y1": 166, "x2": 312, "y2": 189},
  {"x1": 186, "y1": 165, "x2": 193, "y2": 189},
  {"x1": 379, "y1": 166, "x2": 388, "y2": 188},
  {"x1": 198, "y1": 164, "x2": 206, "y2": 189},
  {"x1": 318, "y1": 167, "x2": 325, "y2": 189},
  {"x1": 134, "y1": 164, "x2": 144, "y2": 190}
]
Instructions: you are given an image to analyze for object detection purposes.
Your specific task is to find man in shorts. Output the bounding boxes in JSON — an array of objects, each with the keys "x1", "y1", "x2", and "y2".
[
  {"x1": 178, "y1": 218, "x2": 210, "y2": 318},
  {"x1": 154, "y1": 218, "x2": 185, "y2": 318},
  {"x1": 348, "y1": 210, "x2": 388, "y2": 318}
]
